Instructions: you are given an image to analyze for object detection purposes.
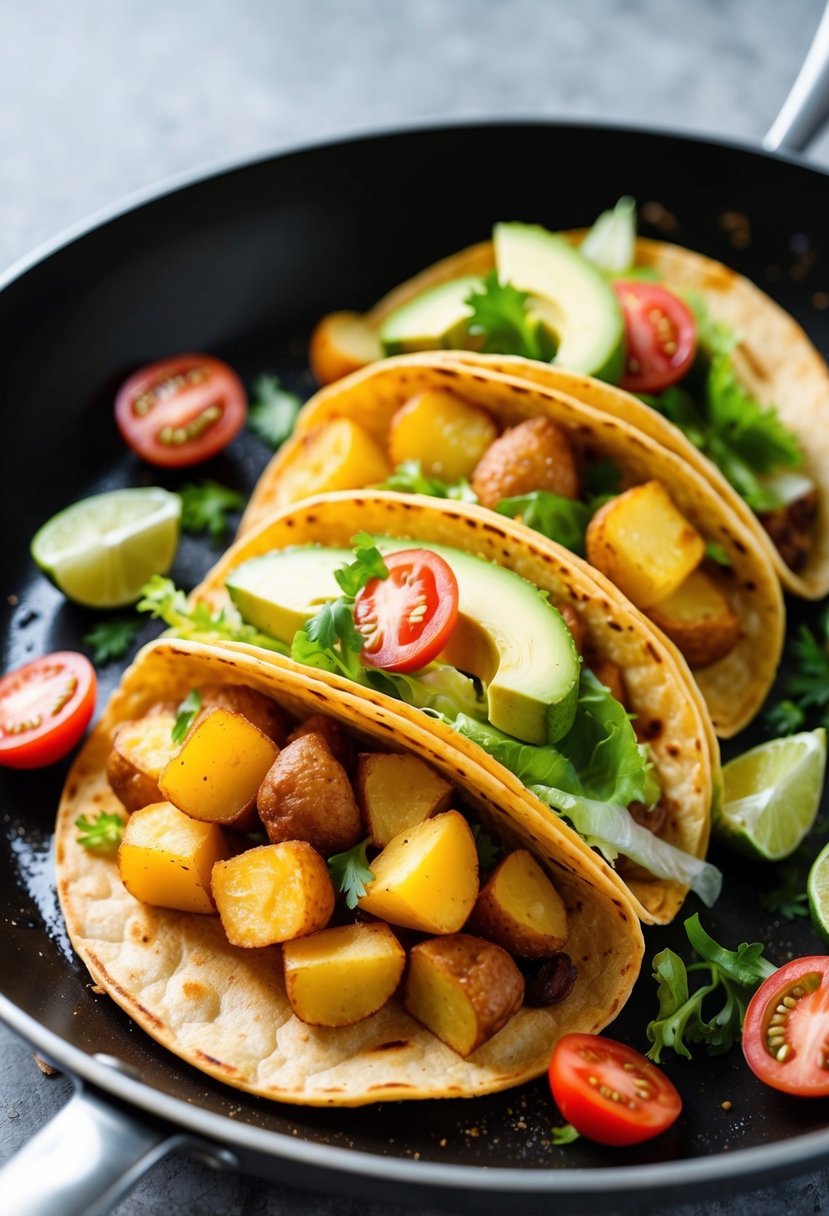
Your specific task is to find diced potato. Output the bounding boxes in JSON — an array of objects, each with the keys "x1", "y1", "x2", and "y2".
[
  {"x1": 647, "y1": 568, "x2": 741, "y2": 668},
  {"x1": 358, "y1": 810, "x2": 478, "y2": 933},
  {"x1": 309, "y1": 311, "x2": 381, "y2": 385},
  {"x1": 118, "y1": 801, "x2": 228, "y2": 914},
  {"x1": 159, "y1": 706, "x2": 279, "y2": 828},
  {"x1": 388, "y1": 390, "x2": 498, "y2": 481},
  {"x1": 200, "y1": 683, "x2": 287, "y2": 745},
  {"x1": 282, "y1": 922, "x2": 405, "y2": 1026},
  {"x1": 107, "y1": 707, "x2": 178, "y2": 812},
  {"x1": 471, "y1": 416, "x2": 580, "y2": 508},
  {"x1": 471, "y1": 849, "x2": 569, "y2": 959},
  {"x1": 404, "y1": 934, "x2": 524, "y2": 1056},
  {"x1": 276, "y1": 418, "x2": 392, "y2": 506},
  {"x1": 257, "y1": 733, "x2": 362, "y2": 853},
  {"x1": 212, "y1": 841, "x2": 334, "y2": 947},
  {"x1": 355, "y1": 753, "x2": 453, "y2": 847},
  {"x1": 584, "y1": 658, "x2": 627, "y2": 707},
  {"x1": 285, "y1": 714, "x2": 355, "y2": 771},
  {"x1": 585, "y1": 480, "x2": 705, "y2": 608}
]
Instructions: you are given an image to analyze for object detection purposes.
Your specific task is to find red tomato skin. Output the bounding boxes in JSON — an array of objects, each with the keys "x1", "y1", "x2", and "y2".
[
  {"x1": 114, "y1": 354, "x2": 247, "y2": 468},
  {"x1": 549, "y1": 1033, "x2": 682, "y2": 1146},
  {"x1": 613, "y1": 281, "x2": 698, "y2": 394},
  {"x1": 743, "y1": 957, "x2": 829, "y2": 1097},
  {"x1": 0, "y1": 653, "x2": 97, "y2": 769},
  {"x1": 354, "y1": 549, "x2": 459, "y2": 673}
]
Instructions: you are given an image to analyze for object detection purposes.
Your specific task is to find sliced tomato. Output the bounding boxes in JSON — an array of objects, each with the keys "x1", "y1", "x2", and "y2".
[
  {"x1": 613, "y1": 281, "x2": 697, "y2": 394},
  {"x1": 114, "y1": 354, "x2": 247, "y2": 467},
  {"x1": 354, "y1": 549, "x2": 459, "y2": 673},
  {"x1": 548, "y1": 1033, "x2": 682, "y2": 1146},
  {"x1": 0, "y1": 653, "x2": 97, "y2": 769},
  {"x1": 743, "y1": 957, "x2": 829, "y2": 1096}
]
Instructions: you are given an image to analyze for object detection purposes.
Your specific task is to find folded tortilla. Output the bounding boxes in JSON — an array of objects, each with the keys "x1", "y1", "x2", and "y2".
[
  {"x1": 194, "y1": 490, "x2": 717, "y2": 925},
  {"x1": 240, "y1": 354, "x2": 784, "y2": 738},
  {"x1": 57, "y1": 638, "x2": 644, "y2": 1106}
]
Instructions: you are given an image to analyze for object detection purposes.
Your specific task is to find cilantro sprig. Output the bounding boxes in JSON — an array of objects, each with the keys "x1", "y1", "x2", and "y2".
[
  {"x1": 759, "y1": 869, "x2": 809, "y2": 921},
  {"x1": 328, "y1": 837, "x2": 375, "y2": 910},
  {"x1": 179, "y1": 481, "x2": 245, "y2": 543},
  {"x1": 137, "y1": 575, "x2": 289, "y2": 655},
  {"x1": 248, "y1": 375, "x2": 302, "y2": 448},
  {"x1": 172, "y1": 689, "x2": 202, "y2": 745},
  {"x1": 646, "y1": 914, "x2": 776, "y2": 1062},
  {"x1": 75, "y1": 812, "x2": 125, "y2": 854},
  {"x1": 83, "y1": 617, "x2": 140, "y2": 664},
  {"x1": 470, "y1": 823, "x2": 501, "y2": 873},
  {"x1": 377, "y1": 460, "x2": 477, "y2": 503},
  {"x1": 764, "y1": 621, "x2": 829, "y2": 736},
  {"x1": 465, "y1": 272, "x2": 557, "y2": 361}
]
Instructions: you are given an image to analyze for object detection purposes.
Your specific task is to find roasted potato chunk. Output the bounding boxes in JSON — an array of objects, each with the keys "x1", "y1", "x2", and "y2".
[
  {"x1": 405, "y1": 934, "x2": 524, "y2": 1056},
  {"x1": 584, "y1": 658, "x2": 627, "y2": 707},
  {"x1": 107, "y1": 707, "x2": 178, "y2": 812},
  {"x1": 358, "y1": 810, "x2": 478, "y2": 933},
  {"x1": 285, "y1": 714, "x2": 355, "y2": 772},
  {"x1": 118, "y1": 801, "x2": 228, "y2": 914},
  {"x1": 585, "y1": 480, "x2": 705, "y2": 608},
  {"x1": 309, "y1": 310, "x2": 381, "y2": 385},
  {"x1": 647, "y1": 568, "x2": 740, "y2": 668},
  {"x1": 471, "y1": 849, "x2": 569, "y2": 958},
  {"x1": 200, "y1": 684, "x2": 287, "y2": 745},
  {"x1": 356, "y1": 752, "x2": 453, "y2": 847},
  {"x1": 759, "y1": 488, "x2": 818, "y2": 573},
  {"x1": 212, "y1": 841, "x2": 334, "y2": 947},
  {"x1": 388, "y1": 390, "x2": 498, "y2": 481},
  {"x1": 471, "y1": 416, "x2": 580, "y2": 508},
  {"x1": 282, "y1": 921, "x2": 406, "y2": 1026},
  {"x1": 159, "y1": 706, "x2": 279, "y2": 828},
  {"x1": 277, "y1": 418, "x2": 391, "y2": 506},
  {"x1": 257, "y1": 733, "x2": 361, "y2": 854}
]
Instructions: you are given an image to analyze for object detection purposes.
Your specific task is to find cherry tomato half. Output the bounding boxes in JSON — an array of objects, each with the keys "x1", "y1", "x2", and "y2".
[
  {"x1": 613, "y1": 281, "x2": 698, "y2": 394},
  {"x1": 0, "y1": 652, "x2": 97, "y2": 769},
  {"x1": 548, "y1": 1033, "x2": 682, "y2": 1146},
  {"x1": 743, "y1": 957, "x2": 829, "y2": 1097},
  {"x1": 114, "y1": 354, "x2": 247, "y2": 468},
  {"x1": 354, "y1": 549, "x2": 459, "y2": 673}
]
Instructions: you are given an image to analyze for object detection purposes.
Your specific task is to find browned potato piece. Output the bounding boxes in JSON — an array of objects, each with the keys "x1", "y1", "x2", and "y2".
[
  {"x1": 212, "y1": 841, "x2": 334, "y2": 947},
  {"x1": 200, "y1": 684, "x2": 287, "y2": 745},
  {"x1": 585, "y1": 480, "x2": 705, "y2": 608},
  {"x1": 647, "y1": 569, "x2": 741, "y2": 668},
  {"x1": 558, "y1": 603, "x2": 586, "y2": 655},
  {"x1": 470, "y1": 850, "x2": 569, "y2": 959},
  {"x1": 118, "y1": 801, "x2": 228, "y2": 914},
  {"x1": 388, "y1": 390, "x2": 498, "y2": 481},
  {"x1": 282, "y1": 922, "x2": 406, "y2": 1026},
  {"x1": 159, "y1": 706, "x2": 279, "y2": 828},
  {"x1": 759, "y1": 487, "x2": 818, "y2": 574},
  {"x1": 471, "y1": 416, "x2": 580, "y2": 508},
  {"x1": 584, "y1": 658, "x2": 627, "y2": 707},
  {"x1": 257, "y1": 733, "x2": 362, "y2": 854},
  {"x1": 404, "y1": 934, "x2": 524, "y2": 1056},
  {"x1": 358, "y1": 810, "x2": 479, "y2": 933},
  {"x1": 107, "y1": 707, "x2": 178, "y2": 812},
  {"x1": 309, "y1": 310, "x2": 382, "y2": 385},
  {"x1": 277, "y1": 418, "x2": 391, "y2": 506},
  {"x1": 356, "y1": 753, "x2": 453, "y2": 846},
  {"x1": 285, "y1": 714, "x2": 355, "y2": 772}
]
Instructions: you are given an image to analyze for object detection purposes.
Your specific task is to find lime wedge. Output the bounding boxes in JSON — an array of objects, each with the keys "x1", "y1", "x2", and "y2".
[
  {"x1": 808, "y1": 841, "x2": 829, "y2": 943},
  {"x1": 31, "y1": 487, "x2": 181, "y2": 609},
  {"x1": 714, "y1": 729, "x2": 827, "y2": 861}
]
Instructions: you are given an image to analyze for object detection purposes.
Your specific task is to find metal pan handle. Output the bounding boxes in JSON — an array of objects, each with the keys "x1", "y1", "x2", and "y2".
[
  {"x1": 764, "y1": 0, "x2": 829, "y2": 152},
  {"x1": 0, "y1": 1083, "x2": 180, "y2": 1216}
]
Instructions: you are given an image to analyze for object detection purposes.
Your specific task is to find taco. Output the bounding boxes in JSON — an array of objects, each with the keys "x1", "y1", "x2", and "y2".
[
  {"x1": 57, "y1": 637, "x2": 644, "y2": 1106},
  {"x1": 145, "y1": 490, "x2": 722, "y2": 925},
  {"x1": 238, "y1": 353, "x2": 784, "y2": 738},
  {"x1": 307, "y1": 207, "x2": 828, "y2": 600}
]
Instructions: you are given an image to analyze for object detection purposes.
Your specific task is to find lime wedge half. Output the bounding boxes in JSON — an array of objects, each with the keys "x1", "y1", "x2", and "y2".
[
  {"x1": 31, "y1": 487, "x2": 181, "y2": 608},
  {"x1": 808, "y1": 841, "x2": 829, "y2": 944},
  {"x1": 714, "y1": 729, "x2": 827, "y2": 861}
]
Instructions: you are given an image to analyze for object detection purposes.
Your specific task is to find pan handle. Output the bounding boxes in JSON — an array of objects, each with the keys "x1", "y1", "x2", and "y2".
[
  {"x1": 764, "y1": 0, "x2": 829, "y2": 152},
  {"x1": 0, "y1": 1083, "x2": 182, "y2": 1216}
]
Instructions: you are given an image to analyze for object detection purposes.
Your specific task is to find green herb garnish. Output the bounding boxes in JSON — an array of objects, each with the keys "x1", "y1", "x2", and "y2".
[
  {"x1": 75, "y1": 812, "x2": 124, "y2": 854},
  {"x1": 138, "y1": 575, "x2": 289, "y2": 655},
  {"x1": 377, "y1": 460, "x2": 478, "y2": 503},
  {"x1": 764, "y1": 623, "x2": 829, "y2": 736},
  {"x1": 704, "y1": 541, "x2": 731, "y2": 568},
  {"x1": 470, "y1": 823, "x2": 501, "y2": 873},
  {"x1": 759, "y1": 868, "x2": 809, "y2": 921},
  {"x1": 465, "y1": 272, "x2": 557, "y2": 361},
  {"x1": 179, "y1": 480, "x2": 245, "y2": 543},
  {"x1": 551, "y1": 1123, "x2": 581, "y2": 1146},
  {"x1": 646, "y1": 913, "x2": 776, "y2": 1062},
  {"x1": 172, "y1": 689, "x2": 202, "y2": 744},
  {"x1": 248, "y1": 375, "x2": 302, "y2": 448},
  {"x1": 83, "y1": 617, "x2": 140, "y2": 664},
  {"x1": 496, "y1": 492, "x2": 596, "y2": 556},
  {"x1": 328, "y1": 837, "x2": 375, "y2": 910}
]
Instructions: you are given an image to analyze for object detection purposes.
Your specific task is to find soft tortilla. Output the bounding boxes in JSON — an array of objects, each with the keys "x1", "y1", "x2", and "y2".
[{"x1": 57, "y1": 639, "x2": 643, "y2": 1106}]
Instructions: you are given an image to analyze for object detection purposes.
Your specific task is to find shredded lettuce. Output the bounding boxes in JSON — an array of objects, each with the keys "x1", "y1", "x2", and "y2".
[
  {"x1": 376, "y1": 460, "x2": 478, "y2": 503},
  {"x1": 581, "y1": 197, "x2": 637, "y2": 275}
]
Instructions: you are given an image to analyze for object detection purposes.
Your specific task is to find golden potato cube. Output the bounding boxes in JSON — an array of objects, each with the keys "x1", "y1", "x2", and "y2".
[
  {"x1": 118, "y1": 801, "x2": 227, "y2": 914},
  {"x1": 309, "y1": 310, "x2": 381, "y2": 385},
  {"x1": 585, "y1": 480, "x2": 705, "y2": 608},
  {"x1": 647, "y1": 568, "x2": 741, "y2": 668},
  {"x1": 358, "y1": 810, "x2": 478, "y2": 933},
  {"x1": 405, "y1": 934, "x2": 524, "y2": 1056},
  {"x1": 277, "y1": 418, "x2": 391, "y2": 505},
  {"x1": 282, "y1": 922, "x2": 405, "y2": 1026},
  {"x1": 471, "y1": 849, "x2": 569, "y2": 959},
  {"x1": 107, "y1": 708, "x2": 178, "y2": 812},
  {"x1": 356, "y1": 753, "x2": 453, "y2": 847},
  {"x1": 388, "y1": 390, "x2": 498, "y2": 482},
  {"x1": 159, "y1": 706, "x2": 279, "y2": 828},
  {"x1": 212, "y1": 841, "x2": 335, "y2": 948}
]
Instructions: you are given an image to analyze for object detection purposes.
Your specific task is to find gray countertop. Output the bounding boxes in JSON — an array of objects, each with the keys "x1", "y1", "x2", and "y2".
[{"x1": 3, "y1": 1, "x2": 829, "y2": 1212}]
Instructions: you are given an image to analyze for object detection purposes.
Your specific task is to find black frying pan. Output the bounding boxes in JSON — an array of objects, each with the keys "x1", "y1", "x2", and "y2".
[{"x1": 3, "y1": 22, "x2": 829, "y2": 1214}]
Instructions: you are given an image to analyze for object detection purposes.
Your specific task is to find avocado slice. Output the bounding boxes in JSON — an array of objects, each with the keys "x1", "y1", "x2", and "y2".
[
  {"x1": 493, "y1": 222, "x2": 625, "y2": 382},
  {"x1": 379, "y1": 275, "x2": 484, "y2": 356},
  {"x1": 226, "y1": 540, "x2": 580, "y2": 745}
]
